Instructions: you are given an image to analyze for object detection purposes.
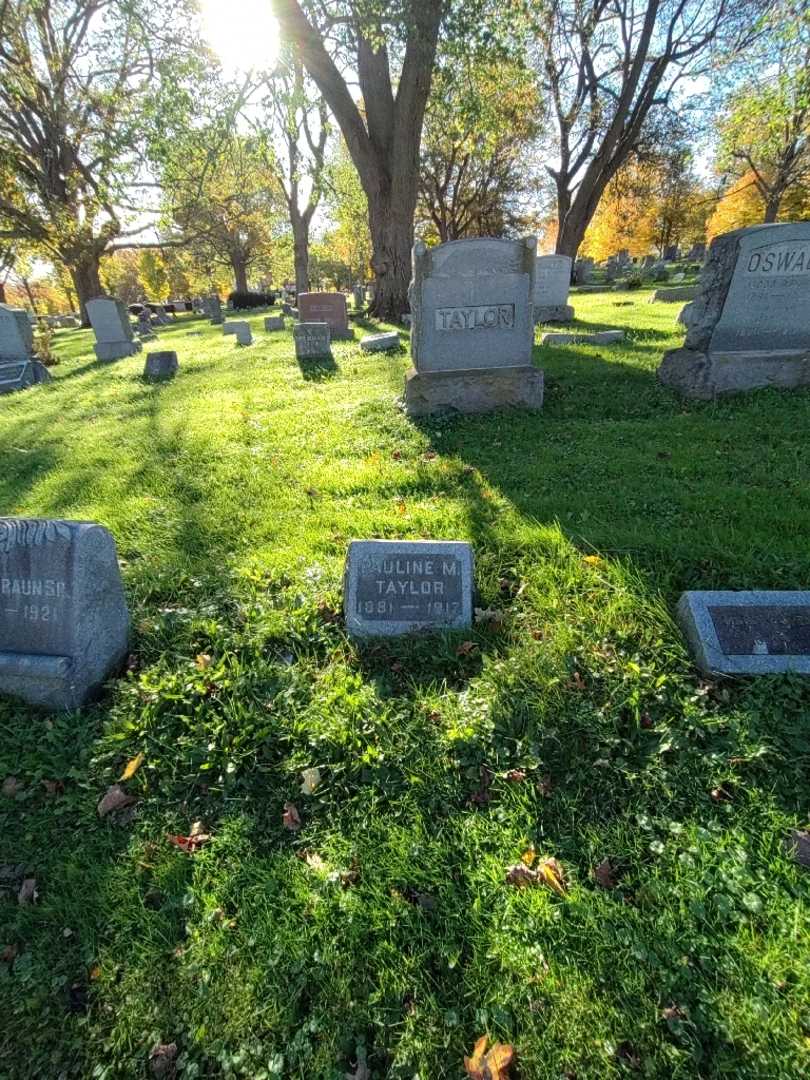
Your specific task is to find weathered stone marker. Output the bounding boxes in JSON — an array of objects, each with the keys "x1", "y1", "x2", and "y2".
[
  {"x1": 293, "y1": 322, "x2": 332, "y2": 360},
  {"x1": 678, "y1": 591, "x2": 810, "y2": 676},
  {"x1": 0, "y1": 519, "x2": 130, "y2": 709},
  {"x1": 541, "y1": 329, "x2": 624, "y2": 346},
  {"x1": 0, "y1": 305, "x2": 52, "y2": 394},
  {"x1": 223, "y1": 320, "x2": 252, "y2": 345},
  {"x1": 144, "y1": 351, "x2": 178, "y2": 381},
  {"x1": 208, "y1": 294, "x2": 223, "y2": 325},
  {"x1": 658, "y1": 223, "x2": 810, "y2": 398},
  {"x1": 405, "y1": 236, "x2": 543, "y2": 416},
  {"x1": 344, "y1": 540, "x2": 474, "y2": 637},
  {"x1": 534, "y1": 254, "x2": 574, "y2": 323},
  {"x1": 297, "y1": 292, "x2": 354, "y2": 339},
  {"x1": 650, "y1": 285, "x2": 698, "y2": 303},
  {"x1": 264, "y1": 315, "x2": 285, "y2": 331},
  {"x1": 86, "y1": 297, "x2": 142, "y2": 361},
  {"x1": 360, "y1": 331, "x2": 400, "y2": 352}
]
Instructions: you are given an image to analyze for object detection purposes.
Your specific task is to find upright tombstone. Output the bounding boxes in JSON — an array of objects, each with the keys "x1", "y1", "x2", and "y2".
[
  {"x1": 534, "y1": 254, "x2": 574, "y2": 323},
  {"x1": 293, "y1": 322, "x2": 331, "y2": 360},
  {"x1": 135, "y1": 307, "x2": 157, "y2": 340},
  {"x1": 678, "y1": 591, "x2": 810, "y2": 676},
  {"x1": 353, "y1": 285, "x2": 365, "y2": 312},
  {"x1": 144, "y1": 350, "x2": 178, "y2": 381},
  {"x1": 0, "y1": 518, "x2": 129, "y2": 709},
  {"x1": 208, "y1": 295, "x2": 223, "y2": 326},
  {"x1": 573, "y1": 258, "x2": 593, "y2": 285},
  {"x1": 297, "y1": 292, "x2": 354, "y2": 339},
  {"x1": 86, "y1": 297, "x2": 142, "y2": 361},
  {"x1": 264, "y1": 315, "x2": 285, "y2": 332},
  {"x1": 223, "y1": 320, "x2": 252, "y2": 344},
  {"x1": 0, "y1": 305, "x2": 52, "y2": 395},
  {"x1": 404, "y1": 236, "x2": 543, "y2": 416},
  {"x1": 344, "y1": 540, "x2": 474, "y2": 637},
  {"x1": 658, "y1": 223, "x2": 810, "y2": 399}
]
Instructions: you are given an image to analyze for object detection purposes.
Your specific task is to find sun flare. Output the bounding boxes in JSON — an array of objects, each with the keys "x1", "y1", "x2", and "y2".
[{"x1": 199, "y1": 0, "x2": 280, "y2": 76}]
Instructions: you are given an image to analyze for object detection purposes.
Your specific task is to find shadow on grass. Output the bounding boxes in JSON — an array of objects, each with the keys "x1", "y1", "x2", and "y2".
[{"x1": 298, "y1": 354, "x2": 339, "y2": 381}]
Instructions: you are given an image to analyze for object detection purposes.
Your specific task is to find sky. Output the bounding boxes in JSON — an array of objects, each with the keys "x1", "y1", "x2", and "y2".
[{"x1": 199, "y1": 0, "x2": 281, "y2": 76}]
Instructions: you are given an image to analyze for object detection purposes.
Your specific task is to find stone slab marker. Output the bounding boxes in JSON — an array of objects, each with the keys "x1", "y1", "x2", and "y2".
[
  {"x1": 678, "y1": 591, "x2": 810, "y2": 676},
  {"x1": 293, "y1": 322, "x2": 331, "y2": 360},
  {"x1": 360, "y1": 331, "x2": 400, "y2": 352},
  {"x1": 297, "y1": 292, "x2": 354, "y2": 339},
  {"x1": 658, "y1": 223, "x2": 810, "y2": 398},
  {"x1": 264, "y1": 316, "x2": 285, "y2": 331},
  {"x1": 650, "y1": 286, "x2": 698, "y2": 303},
  {"x1": 405, "y1": 236, "x2": 544, "y2": 416},
  {"x1": 541, "y1": 330, "x2": 624, "y2": 346},
  {"x1": 144, "y1": 351, "x2": 178, "y2": 381},
  {"x1": 86, "y1": 297, "x2": 142, "y2": 361},
  {"x1": 208, "y1": 295, "x2": 223, "y2": 325},
  {"x1": 0, "y1": 519, "x2": 129, "y2": 709},
  {"x1": 0, "y1": 305, "x2": 52, "y2": 394},
  {"x1": 534, "y1": 254, "x2": 574, "y2": 323},
  {"x1": 344, "y1": 540, "x2": 474, "y2": 637}
]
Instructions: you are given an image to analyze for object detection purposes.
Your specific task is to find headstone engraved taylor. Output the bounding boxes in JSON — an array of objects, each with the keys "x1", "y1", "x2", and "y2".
[
  {"x1": 293, "y1": 322, "x2": 332, "y2": 360},
  {"x1": 405, "y1": 236, "x2": 543, "y2": 416},
  {"x1": 534, "y1": 254, "x2": 574, "y2": 323},
  {"x1": 86, "y1": 297, "x2": 142, "y2": 361},
  {"x1": 297, "y1": 292, "x2": 354, "y2": 339},
  {"x1": 0, "y1": 519, "x2": 130, "y2": 709},
  {"x1": 344, "y1": 540, "x2": 474, "y2": 637},
  {"x1": 0, "y1": 305, "x2": 52, "y2": 395},
  {"x1": 678, "y1": 591, "x2": 810, "y2": 676},
  {"x1": 658, "y1": 223, "x2": 810, "y2": 398}
]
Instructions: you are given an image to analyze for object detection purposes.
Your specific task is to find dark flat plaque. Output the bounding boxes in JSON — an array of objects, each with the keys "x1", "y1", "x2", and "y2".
[{"x1": 708, "y1": 605, "x2": 810, "y2": 656}]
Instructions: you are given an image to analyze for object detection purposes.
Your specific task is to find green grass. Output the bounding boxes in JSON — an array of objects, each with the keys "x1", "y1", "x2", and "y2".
[{"x1": 1, "y1": 293, "x2": 809, "y2": 1079}]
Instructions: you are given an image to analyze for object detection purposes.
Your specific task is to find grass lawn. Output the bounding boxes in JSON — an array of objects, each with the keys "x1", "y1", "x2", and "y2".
[{"x1": 1, "y1": 291, "x2": 809, "y2": 1079}]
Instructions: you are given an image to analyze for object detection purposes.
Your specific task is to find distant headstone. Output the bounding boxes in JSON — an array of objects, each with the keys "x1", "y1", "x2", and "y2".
[
  {"x1": 658, "y1": 223, "x2": 810, "y2": 398},
  {"x1": 297, "y1": 292, "x2": 354, "y2": 339},
  {"x1": 144, "y1": 350, "x2": 178, "y2": 381},
  {"x1": 573, "y1": 258, "x2": 593, "y2": 285},
  {"x1": 293, "y1": 322, "x2": 331, "y2": 360},
  {"x1": 223, "y1": 320, "x2": 252, "y2": 345},
  {"x1": 678, "y1": 591, "x2": 810, "y2": 676},
  {"x1": 344, "y1": 540, "x2": 474, "y2": 637},
  {"x1": 264, "y1": 315, "x2": 284, "y2": 331},
  {"x1": 86, "y1": 297, "x2": 142, "y2": 361},
  {"x1": 135, "y1": 308, "x2": 157, "y2": 340},
  {"x1": 541, "y1": 329, "x2": 624, "y2": 346},
  {"x1": 0, "y1": 305, "x2": 52, "y2": 394},
  {"x1": 650, "y1": 286, "x2": 698, "y2": 303},
  {"x1": 534, "y1": 255, "x2": 574, "y2": 323},
  {"x1": 281, "y1": 303, "x2": 293, "y2": 316},
  {"x1": 687, "y1": 243, "x2": 706, "y2": 262},
  {"x1": 0, "y1": 518, "x2": 129, "y2": 709},
  {"x1": 642, "y1": 255, "x2": 656, "y2": 269},
  {"x1": 663, "y1": 245, "x2": 679, "y2": 261},
  {"x1": 360, "y1": 331, "x2": 400, "y2": 352},
  {"x1": 353, "y1": 285, "x2": 365, "y2": 311},
  {"x1": 671, "y1": 272, "x2": 686, "y2": 283},
  {"x1": 208, "y1": 295, "x2": 223, "y2": 325},
  {"x1": 405, "y1": 236, "x2": 543, "y2": 416}
]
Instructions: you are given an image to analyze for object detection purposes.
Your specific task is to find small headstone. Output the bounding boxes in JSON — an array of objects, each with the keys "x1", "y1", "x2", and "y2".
[
  {"x1": 297, "y1": 292, "x2": 354, "y2": 339},
  {"x1": 534, "y1": 254, "x2": 574, "y2": 323},
  {"x1": 541, "y1": 330, "x2": 624, "y2": 346},
  {"x1": 360, "y1": 331, "x2": 400, "y2": 352},
  {"x1": 135, "y1": 308, "x2": 157, "y2": 340},
  {"x1": 573, "y1": 258, "x2": 593, "y2": 285},
  {"x1": 264, "y1": 316, "x2": 285, "y2": 331},
  {"x1": 353, "y1": 285, "x2": 364, "y2": 311},
  {"x1": 671, "y1": 272, "x2": 686, "y2": 284},
  {"x1": 344, "y1": 540, "x2": 474, "y2": 637},
  {"x1": 0, "y1": 305, "x2": 52, "y2": 394},
  {"x1": 293, "y1": 322, "x2": 331, "y2": 360},
  {"x1": 208, "y1": 295, "x2": 223, "y2": 325},
  {"x1": 144, "y1": 350, "x2": 178, "y2": 381},
  {"x1": 221, "y1": 321, "x2": 252, "y2": 345},
  {"x1": 649, "y1": 286, "x2": 698, "y2": 303},
  {"x1": 678, "y1": 591, "x2": 810, "y2": 676},
  {"x1": 663, "y1": 245, "x2": 679, "y2": 261},
  {"x1": 0, "y1": 518, "x2": 129, "y2": 709},
  {"x1": 687, "y1": 243, "x2": 706, "y2": 262},
  {"x1": 281, "y1": 302, "x2": 293, "y2": 316},
  {"x1": 658, "y1": 223, "x2": 810, "y2": 398},
  {"x1": 405, "y1": 236, "x2": 543, "y2": 416},
  {"x1": 86, "y1": 296, "x2": 142, "y2": 361}
]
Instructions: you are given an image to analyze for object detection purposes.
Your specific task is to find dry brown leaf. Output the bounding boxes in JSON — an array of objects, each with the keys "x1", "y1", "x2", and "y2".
[
  {"x1": 505, "y1": 769, "x2": 526, "y2": 782},
  {"x1": 41, "y1": 779, "x2": 65, "y2": 795},
  {"x1": 710, "y1": 785, "x2": 732, "y2": 802},
  {"x1": 167, "y1": 824, "x2": 211, "y2": 853},
  {"x1": 18, "y1": 877, "x2": 37, "y2": 905},
  {"x1": 505, "y1": 863, "x2": 538, "y2": 888},
  {"x1": 464, "y1": 1035, "x2": 515, "y2": 1079},
  {"x1": 1, "y1": 943, "x2": 18, "y2": 964},
  {"x1": 456, "y1": 640, "x2": 478, "y2": 657},
  {"x1": 567, "y1": 671, "x2": 586, "y2": 691},
  {"x1": 537, "y1": 857, "x2": 568, "y2": 896},
  {"x1": 195, "y1": 653, "x2": 213, "y2": 670},
  {"x1": 283, "y1": 801, "x2": 302, "y2": 831},
  {"x1": 148, "y1": 1041, "x2": 178, "y2": 1078},
  {"x1": 120, "y1": 752, "x2": 145, "y2": 781},
  {"x1": 97, "y1": 784, "x2": 137, "y2": 818},
  {"x1": 89, "y1": 963, "x2": 101, "y2": 980},
  {"x1": 2, "y1": 776, "x2": 20, "y2": 798},
  {"x1": 593, "y1": 858, "x2": 617, "y2": 890}
]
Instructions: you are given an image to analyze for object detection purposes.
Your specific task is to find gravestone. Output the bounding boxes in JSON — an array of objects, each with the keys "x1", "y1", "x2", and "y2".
[
  {"x1": 223, "y1": 320, "x2": 252, "y2": 345},
  {"x1": 297, "y1": 292, "x2": 354, "y2": 339},
  {"x1": 208, "y1": 295, "x2": 223, "y2": 325},
  {"x1": 135, "y1": 308, "x2": 157, "y2": 340},
  {"x1": 534, "y1": 254, "x2": 574, "y2": 323},
  {"x1": 293, "y1": 322, "x2": 331, "y2": 360},
  {"x1": 144, "y1": 350, "x2": 178, "y2": 381},
  {"x1": 0, "y1": 518, "x2": 129, "y2": 709},
  {"x1": 541, "y1": 329, "x2": 624, "y2": 346},
  {"x1": 264, "y1": 315, "x2": 284, "y2": 331},
  {"x1": 353, "y1": 285, "x2": 365, "y2": 311},
  {"x1": 664, "y1": 245, "x2": 679, "y2": 261},
  {"x1": 404, "y1": 236, "x2": 543, "y2": 416},
  {"x1": 687, "y1": 243, "x2": 706, "y2": 262},
  {"x1": 360, "y1": 331, "x2": 400, "y2": 352},
  {"x1": 650, "y1": 285, "x2": 698, "y2": 303},
  {"x1": 678, "y1": 591, "x2": 810, "y2": 676},
  {"x1": 281, "y1": 303, "x2": 293, "y2": 316},
  {"x1": 86, "y1": 297, "x2": 142, "y2": 361},
  {"x1": 658, "y1": 223, "x2": 810, "y2": 399},
  {"x1": 0, "y1": 305, "x2": 52, "y2": 395},
  {"x1": 344, "y1": 540, "x2": 474, "y2": 637},
  {"x1": 573, "y1": 258, "x2": 593, "y2": 285}
]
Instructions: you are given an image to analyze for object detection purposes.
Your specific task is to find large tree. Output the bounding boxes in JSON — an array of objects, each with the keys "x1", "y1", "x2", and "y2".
[
  {"x1": 0, "y1": 0, "x2": 201, "y2": 324},
  {"x1": 536, "y1": 0, "x2": 766, "y2": 261},
  {"x1": 272, "y1": 0, "x2": 445, "y2": 318}
]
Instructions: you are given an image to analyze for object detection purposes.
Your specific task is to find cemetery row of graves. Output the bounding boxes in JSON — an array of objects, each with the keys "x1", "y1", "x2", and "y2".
[{"x1": 0, "y1": 221, "x2": 809, "y2": 1077}]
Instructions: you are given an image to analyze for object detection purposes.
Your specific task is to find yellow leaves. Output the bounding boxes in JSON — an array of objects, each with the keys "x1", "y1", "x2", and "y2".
[
  {"x1": 582, "y1": 554, "x2": 602, "y2": 566},
  {"x1": 464, "y1": 1036, "x2": 514, "y2": 1080},
  {"x1": 505, "y1": 856, "x2": 568, "y2": 896},
  {"x1": 120, "y1": 753, "x2": 144, "y2": 781},
  {"x1": 300, "y1": 767, "x2": 321, "y2": 796},
  {"x1": 195, "y1": 653, "x2": 213, "y2": 670}
]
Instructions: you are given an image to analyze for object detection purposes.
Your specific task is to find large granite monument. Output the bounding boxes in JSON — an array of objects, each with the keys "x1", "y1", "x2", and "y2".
[
  {"x1": 534, "y1": 255, "x2": 574, "y2": 323},
  {"x1": 404, "y1": 236, "x2": 543, "y2": 416},
  {"x1": 658, "y1": 223, "x2": 810, "y2": 398},
  {"x1": 86, "y1": 297, "x2": 142, "y2": 361},
  {"x1": 344, "y1": 540, "x2": 474, "y2": 637},
  {"x1": 0, "y1": 519, "x2": 130, "y2": 709},
  {"x1": 297, "y1": 292, "x2": 354, "y2": 339},
  {"x1": 0, "y1": 305, "x2": 52, "y2": 394}
]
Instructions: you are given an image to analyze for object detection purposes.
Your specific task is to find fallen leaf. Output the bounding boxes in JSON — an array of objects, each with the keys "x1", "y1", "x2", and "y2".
[
  {"x1": 2, "y1": 776, "x2": 20, "y2": 798},
  {"x1": 283, "y1": 801, "x2": 302, "y2": 831},
  {"x1": 593, "y1": 858, "x2": 617, "y2": 889},
  {"x1": 303, "y1": 851, "x2": 327, "y2": 873},
  {"x1": 785, "y1": 829, "x2": 810, "y2": 868},
  {"x1": 195, "y1": 652, "x2": 213, "y2": 670},
  {"x1": 469, "y1": 766, "x2": 493, "y2": 806},
  {"x1": 537, "y1": 857, "x2": 568, "y2": 896},
  {"x1": 1, "y1": 944, "x2": 18, "y2": 964},
  {"x1": 89, "y1": 963, "x2": 101, "y2": 980},
  {"x1": 149, "y1": 1041, "x2": 178, "y2": 1078},
  {"x1": 456, "y1": 640, "x2": 478, "y2": 657},
  {"x1": 120, "y1": 752, "x2": 145, "y2": 781},
  {"x1": 41, "y1": 779, "x2": 65, "y2": 795},
  {"x1": 505, "y1": 769, "x2": 526, "y2": 782},
  {"x1": 464, "y1": 1035, "x2": 515, "y2": 1079},
  {"x1": 97, "y1": 784, "x2": 137, "y2": 818},
  {"x1": 167, "y1": 823, "x2": 211, "y2": 853},
  {"x1": 391, "y1": 449, "x2": 402, "y2": 460},
  {"x1": 520, "y1": 846, "x2": 537, "y2": 867},
  {"x1": 662, "y1": 1004, "x2": 686, "y2": 1023},
  {"x1": 567, "y1": 671, "x2": 586, "y2": 691},
  {"x1": 505, "y1": 863, "x2": 539, "y2": 888},
  {"x1": 18, "y1": 877, "x2": 37, "y2": 905},
  {"x1": 583, "y1": 554, "x2": 602, "y2": 566},
  {"x1": 710, "y1": 785, "x2": 732, "y2": 802},
  {"x1": 536, "y1": 773, "x2": 553, "y2": 798},
  {"x1": 300, "y1": 767, "x2": 321, "y2": 795}
]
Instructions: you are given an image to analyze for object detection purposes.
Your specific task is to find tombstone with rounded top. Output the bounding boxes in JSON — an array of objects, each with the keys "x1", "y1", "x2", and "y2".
[
  {"x1": 534, "y1": 254, "x2": 574, "y2": 323},
  {"x1": 86, "y1": 296, "x2": 142, "y2": 361}
]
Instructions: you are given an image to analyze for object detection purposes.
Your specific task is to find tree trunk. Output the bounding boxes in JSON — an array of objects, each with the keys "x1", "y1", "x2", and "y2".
[
  {"x1": 366, "y1": 181, "x2": 417, "y2": 319},
  {"x1": 21, "y1": 277, "x2": 38, "y2": 314},
  {"x1": 763, "y1": 195, "x2": 781, "y2": 223},
  {"x1": 291, "y1": 213, "x2": 310, "y2": 296},
  {"x1": 70, "y1": 253, "x2": 103, "y2": 327},
  {"x1": 231, "y1": 255, "x2": 249, "y2": 294},
  {"x1": 0, "y1": 282, "x2": 5, "y2": 303}
]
